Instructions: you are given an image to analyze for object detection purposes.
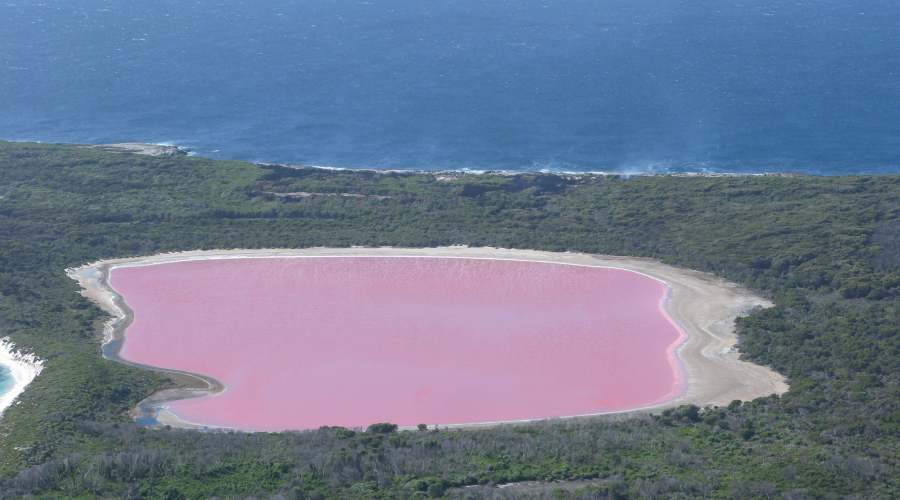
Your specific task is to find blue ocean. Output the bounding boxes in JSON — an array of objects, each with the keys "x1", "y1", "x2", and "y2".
[
  {"x1": 0, "y1": 365, "x2": 13, "y2": 400},
  {"x1": 1, "y1": 0, "x2": 898, "y2": 174}
]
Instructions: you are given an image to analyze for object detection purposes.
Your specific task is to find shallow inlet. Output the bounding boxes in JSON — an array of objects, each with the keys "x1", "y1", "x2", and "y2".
[{"x1": 110, "y1": 257, "x2": 686, "y2": 431}]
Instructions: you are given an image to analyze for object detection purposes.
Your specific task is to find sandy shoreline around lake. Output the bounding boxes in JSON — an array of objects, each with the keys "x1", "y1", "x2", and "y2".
[{"x1": 68, "y1": 246, "x2": 788, "y2": 430}]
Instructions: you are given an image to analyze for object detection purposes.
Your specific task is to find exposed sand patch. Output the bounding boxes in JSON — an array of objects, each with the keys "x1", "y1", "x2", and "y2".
[
  {"x1": 67, "y1": 247, "x2": 787, "y2": 429},
  {"x1": 451, "y1": 477, "x2": 617, "y2": 496},
  {"x1": 83, "y1": 143, "x2": 190, "y2": 156},
  {"x1": 0, "y1": 337, "x2": 45, "y2": 418}
]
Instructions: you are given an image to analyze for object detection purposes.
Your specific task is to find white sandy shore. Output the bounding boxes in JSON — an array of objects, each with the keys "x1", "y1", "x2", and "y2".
[
  {"x1": 68, "y1": 246, "x2": 789, "y2": 430},
  {"x1": 0, "y1": 337, "x2": 45, "y2": 418}
]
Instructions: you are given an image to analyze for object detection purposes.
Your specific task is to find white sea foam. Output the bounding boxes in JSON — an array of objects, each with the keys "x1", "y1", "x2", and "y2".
[{"x1": 0, "y1": 337, "x2": 45, "y2": 417}]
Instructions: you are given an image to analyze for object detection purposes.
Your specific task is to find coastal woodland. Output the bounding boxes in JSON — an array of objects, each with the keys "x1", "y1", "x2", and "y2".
[{"x1": 0, "y1": 140, "x2": 898, "y2": 499}]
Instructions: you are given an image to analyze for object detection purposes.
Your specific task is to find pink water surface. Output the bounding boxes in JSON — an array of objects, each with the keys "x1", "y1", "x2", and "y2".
[{"x1": 110, "y1": 257, "x2": 686, "y2": 431}]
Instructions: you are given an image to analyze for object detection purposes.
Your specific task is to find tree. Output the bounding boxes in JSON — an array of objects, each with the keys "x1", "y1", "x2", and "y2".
[
  {"x1": 426, "y1": 482, "x2": 445, "y2": 498},
  {"x1": 367, "y1": 423, "x2": 399, "y2": 434}
]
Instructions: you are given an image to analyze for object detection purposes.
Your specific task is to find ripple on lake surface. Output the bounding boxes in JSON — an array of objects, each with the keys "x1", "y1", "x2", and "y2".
[{"x1": 110, "y1": 257, "x2": 686, "y2": 430}]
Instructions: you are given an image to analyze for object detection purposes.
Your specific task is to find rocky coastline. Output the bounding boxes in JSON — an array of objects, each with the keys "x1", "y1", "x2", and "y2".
[{"x1": 72, "y1": 142, "x2": 808, "y2": 177}]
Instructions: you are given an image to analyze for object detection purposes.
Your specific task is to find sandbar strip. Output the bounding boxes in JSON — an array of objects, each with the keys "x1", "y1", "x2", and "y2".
[{"x1": 67, "y1": 247, "x2": 788, "y2": 430}]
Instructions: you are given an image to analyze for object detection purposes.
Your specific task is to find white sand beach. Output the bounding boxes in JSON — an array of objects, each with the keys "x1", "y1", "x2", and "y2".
[{"x1": 0, "y1": 337, "x2": 45, "y2": 418}]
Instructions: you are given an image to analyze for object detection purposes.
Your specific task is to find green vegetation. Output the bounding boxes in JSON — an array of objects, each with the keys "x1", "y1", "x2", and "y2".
[{"x1": 0, "y1": 140, "x2": 898, "y2": 498}]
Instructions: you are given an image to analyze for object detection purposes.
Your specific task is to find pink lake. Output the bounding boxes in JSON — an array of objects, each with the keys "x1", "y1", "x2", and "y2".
[{"x1": 110, "y1": 257, "x2": 686, "y2": 431}]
